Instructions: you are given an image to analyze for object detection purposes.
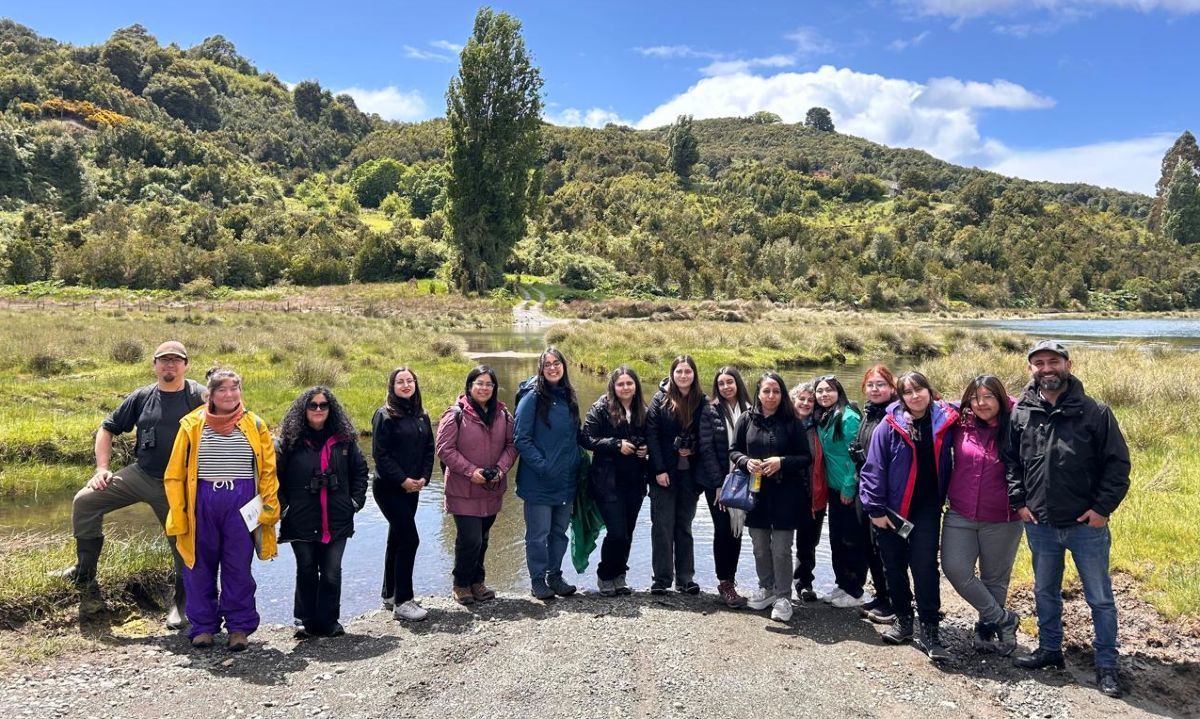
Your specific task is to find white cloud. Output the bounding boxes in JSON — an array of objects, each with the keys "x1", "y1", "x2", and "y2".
[
  {"x1": 987, "y1": 133, "x2": 1175, "y2": 194},
  {"x1": 403, "y1": 45, "x2": 452, "y2": 62},
  {"x1": 430, "y1": 39, "x2": 463, "y2": 53},
  {"x1": 784, "y1": 27, "x2": 837, "y2": 55},
  {"x1": 337, "y1": 86, "x2": 428, "y2": 121},
  {"x1": 634, "y1": 45, "x2": 723, "y2": 59},
  {"x1": 700, "y1": 55, "x2": 796, "y2": 77},
  {"x1": 902, "y1": 0, "x2": 1200, "y2": 17},
  {"x1": 887, "y1": 30, "x2": 932, "y2": 51},
  {"x1": 636, "y1": 65, "x2": 1046, "y2": 166},
  {"x1": 546, "y1": 107, "x2": 634, "y2": 128}
]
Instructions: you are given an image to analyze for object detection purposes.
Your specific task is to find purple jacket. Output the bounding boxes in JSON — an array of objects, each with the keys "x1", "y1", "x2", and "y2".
[
  {"x1": 436, "y1": 396, "x2": 518, "y2": 517},
  {"x1": 859, "y1": 399, "x2": 958, "y2": 519},
  {"x1": 947, "y1": 399, "x2": 1018, "y2": 523}
]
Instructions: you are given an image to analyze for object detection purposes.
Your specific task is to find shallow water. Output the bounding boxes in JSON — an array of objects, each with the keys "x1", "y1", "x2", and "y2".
[{"x1": 976, "y1": 317, "x2": 1200, "y2": 350}]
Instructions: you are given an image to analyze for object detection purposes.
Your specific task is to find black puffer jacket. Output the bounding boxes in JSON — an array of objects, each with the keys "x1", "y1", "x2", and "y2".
[
  {"x1": 580, "y1": 396, "x2": 650, "y2": 502},
  {"x1": 646, "y1": 380, "x2": 719, "y2": 490},
  {"x1": 851, "y1": 400, "x2": 889, "y2": 473},
  {"x1": 1003, "y1": 376, "x2": 1130, "y2": 527},
  {"x1": 698, "y1": 400, "x2": 744, "y2": 489},
  {"x1": 371, "y1": 406, "x2": 435, "y2": 486},
  {"x1": 729, "y1": 409, "x2": 812, "y2": 530},
  {"x1": 277, "y1": 435, "x2": 370, "y2": 542}
]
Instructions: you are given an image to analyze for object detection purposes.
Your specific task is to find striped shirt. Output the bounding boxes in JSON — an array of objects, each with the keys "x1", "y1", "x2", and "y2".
[{"x1": 196, "y1": 424, "x2": 256, "y2": 481}]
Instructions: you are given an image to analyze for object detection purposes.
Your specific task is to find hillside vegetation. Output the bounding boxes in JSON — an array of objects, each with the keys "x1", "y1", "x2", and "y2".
[{"x1": 1, "y1": 19, "x2": 1197, "y2": 310}]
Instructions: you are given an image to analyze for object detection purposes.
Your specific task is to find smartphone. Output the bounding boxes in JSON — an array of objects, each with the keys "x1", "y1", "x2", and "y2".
[{"x1": 885, "y1": 508, "x2": 916, "y2": 539}]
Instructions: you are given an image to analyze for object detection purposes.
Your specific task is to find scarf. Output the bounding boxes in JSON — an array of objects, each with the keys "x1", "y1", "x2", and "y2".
[{"x1": 205, "y1": 404, "x2": 245, "y2": 436}]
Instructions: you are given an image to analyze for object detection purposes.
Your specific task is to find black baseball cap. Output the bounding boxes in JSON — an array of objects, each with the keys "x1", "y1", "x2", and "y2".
[{"x1": 1027, "y1": 339, "x2": 1069, "y2": 361}]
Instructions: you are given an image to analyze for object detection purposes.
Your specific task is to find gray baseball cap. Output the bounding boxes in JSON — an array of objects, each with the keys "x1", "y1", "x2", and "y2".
[{"x1": 1027, "y1": 339, "x2": 1069, "y2": 361}]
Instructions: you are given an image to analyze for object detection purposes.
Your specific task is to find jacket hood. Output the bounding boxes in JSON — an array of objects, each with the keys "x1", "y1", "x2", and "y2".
[{"x1": 885, "y1": 398, "x2": 957, "y2": 437}]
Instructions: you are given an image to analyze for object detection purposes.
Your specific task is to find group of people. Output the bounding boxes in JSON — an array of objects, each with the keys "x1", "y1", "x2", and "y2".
[{"x1": 56, "y1": 338, "x2": 1131, "y2": 698}]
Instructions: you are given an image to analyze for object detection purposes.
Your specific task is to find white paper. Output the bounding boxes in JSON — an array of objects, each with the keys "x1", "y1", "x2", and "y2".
[{"x1": 239, "y1": 494, "x2": 264, "y2": 533}]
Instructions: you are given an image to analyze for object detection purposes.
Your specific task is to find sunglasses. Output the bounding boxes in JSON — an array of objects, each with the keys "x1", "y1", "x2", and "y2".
[{"x1": 307, "y1": 401, "x2": 330, "y2": 411}]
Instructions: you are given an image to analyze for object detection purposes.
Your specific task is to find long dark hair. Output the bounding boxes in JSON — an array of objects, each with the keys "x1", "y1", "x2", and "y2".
[
  {"x1": 278, "y1": 386, "x2": 357, "y2": 452},
  {"x1": 711, "y1": 366, "x2": 751, "y2": 427},
  {"x1": 813, "y1": 375, "x2": 859, "y2": 441},
  {"x1": 959, "y1": 374, "x2": 1011, "y2": 443},
  {"x1": 752, "y1": 372, "x2": 796, "y2": 420},
  {"x1": 385, "y1": 366, "x2": 423, "y2": 418},
  {"x1": 535, "y1": 347, "x2": 579, "y2": 427},
  {"x1": 895, "y1": 371, "x2": 941, "y2": 415},
  {"x1": 606, "y1": 365, "x2": 646, "y2": 428},
  {"x1": 464, "y1": 364, "x2": 499, "y2": 423},
  {"x1": 666, "y1": 355, "x2": 701, "y2": 430}
]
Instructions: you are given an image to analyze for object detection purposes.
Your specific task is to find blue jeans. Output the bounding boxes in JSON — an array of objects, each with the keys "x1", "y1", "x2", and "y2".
[
  {"x1": 524, "y1": 502, "x2": 572, "y2": 584},
  {"x1": 1025, "y1": 522, "x2": 1119, "y2": 667}
]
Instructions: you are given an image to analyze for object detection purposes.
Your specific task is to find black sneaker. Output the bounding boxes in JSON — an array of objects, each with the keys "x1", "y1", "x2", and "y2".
[
  {"x1": 860, "y1": 597, "x2": 896, "y2": 624},
  {"x1": 547, "y1": 573, "x2": 577, "y2": 597},
  {"x1": 1096, "y1": 667, "x2": 1123, "y2": 698},
  {"x1": 650, "y1": 582, "x2": 670, "y2": 595},
  {"x1": 677, "y1": 581, "x2": 700, "y2": 595},
  {"x1": 972, "y1": 620, "x2": 996, "y2": 653},
  {"x1": 1013, "y1": 647, "x2": 1065, "y2": 670},
  {"x1": 916, "y1": 622, "x2": 952, "y2": 662},
  {"x1": 882, "y1": 615, "x2": 914, "y2": 645},
  {"x1": 796, "y1": 583, "x2": 819, "y2": 602}
]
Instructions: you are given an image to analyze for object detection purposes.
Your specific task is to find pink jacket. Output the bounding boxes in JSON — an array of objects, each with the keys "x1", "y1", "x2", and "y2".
[
  {"x1": 435, "y1": 396, "x2": 517, "y2": 517},
  {"x1": 947, "y1": 399, "x2": 1018, "y2": 523}
]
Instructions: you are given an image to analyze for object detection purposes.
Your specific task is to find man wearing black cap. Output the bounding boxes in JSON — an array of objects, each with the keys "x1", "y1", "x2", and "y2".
[
  {"x1": 54, "y1": 341, "x2": 206, "y2": 628},
  {"x1": 1003, "y1": 340, "x2": 1131, "y2": 698}
]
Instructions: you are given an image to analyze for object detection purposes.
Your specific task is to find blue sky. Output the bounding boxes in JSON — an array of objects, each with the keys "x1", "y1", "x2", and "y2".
[{"x1": 6, "y1": 0, "x2": 1198, "y2": 194}]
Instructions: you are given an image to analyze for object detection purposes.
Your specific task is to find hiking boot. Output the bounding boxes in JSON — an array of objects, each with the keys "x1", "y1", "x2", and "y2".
[
  {"x1": 972, "y1": 620, "x2": 997, "y2": 653},
  {"x1": 860, "y1": 597, "x2": 896, "y2": 624},
  {"x1": 394, "y1": 600, "x2": 428, "y2": 621},
  {"x1": 1013, "y1": 647, "x2": 1065, "y2": 670},
  {"x1": 796, "y1": 583, "x2": 818, "y2": 602},
  {"x1": 916, "y1": 622, "x2": 952, "y2": 662},
  {"x1": 614, "y1": 574, "x2": 632, "y2": 595},
  {"x1": 994, "y1": 610, "x2": 1020, "y2": 656},
  {"x1": 882, "y1": 615, "x2": 914, "y2": 645},
  {"x1": 78, "y1": 581, "x2": 107, "y2": 618},
  {"x1": 598, "y1": 578, "x2": 617, "y2": 597},
  {"x1": 453, "y1": 585, "x2": 476, "y2": 605},
  {"x1": 191, "y1": 632, "x2": 214, "y2": 649},
  {"x1": 677, "y1": 580, "x2": 700, "y2": 595},
  {"x1": 227, "y1": 631, "x2": 248, "y2": 652},
  {"x1": 1096, "y1": 667, "x2": 1123, "y2": 698},
  {"x1": 531, "y1": 578, "x2": 556, "y2": 601},
  {"x1": 770, "y1": 598, "x2": 794, "y2": 622},
  {"x1": 470, "y1": 583, "x2": 496, "y2": 601},
  {"x1": 547, "y1": 573, "x2": 577, "y2": 597},
  {"x1": 293, "y1": 625, "x2": 313, "y2": 640},
  {"x1": 746, "y1": 588, "x2": 777, "y2": 611},
  {"x1": 717, "y1": 580, "x2": 747, "y2": 608},
  {"x1": 325, "y1": 623, "x2": 345, "y2": 637}
]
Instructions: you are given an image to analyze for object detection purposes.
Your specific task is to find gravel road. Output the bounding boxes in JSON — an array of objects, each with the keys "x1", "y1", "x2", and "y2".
[{"x1": 1, "y1": 585, "x2": 1191, "y2": 719}]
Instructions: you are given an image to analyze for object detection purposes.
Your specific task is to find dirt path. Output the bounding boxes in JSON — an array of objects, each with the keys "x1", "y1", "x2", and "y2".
[
  {"x1": 513, "y1": 285, "x2": 560, "y2": 329},
  {"x1": 1, "y1": 584, "x2": 1194, "y2": 719}
]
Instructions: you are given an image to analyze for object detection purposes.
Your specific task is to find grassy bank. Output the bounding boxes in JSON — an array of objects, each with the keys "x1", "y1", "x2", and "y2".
[{"x1": 0, "y1": 307, "x2": 480, "y2": 496}]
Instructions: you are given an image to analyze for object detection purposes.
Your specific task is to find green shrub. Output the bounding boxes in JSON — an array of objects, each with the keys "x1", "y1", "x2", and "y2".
[
  {"x1": 27, "y1": 352, "x2": 69, "y2": 376},
  {"x1": 430, "y1": 335, "x2": 467, "y2": 358},
  {"x1": 291, "y1": 357, "x2": 344, "y2": 387},
  {"x1": 109, "y1": 339, "x2": 144, "y2": 364}
]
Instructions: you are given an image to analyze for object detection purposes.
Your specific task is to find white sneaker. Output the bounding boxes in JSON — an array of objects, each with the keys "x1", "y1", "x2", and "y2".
[
  {"x1": 832, "y1": 591, "x2": 869, "y2": 608},
  {"x1": 771, "y1": 598, "x2": 794, "y2": 622},
  {"x1": 394, "y1": 600, "x2": 428, "y2": 621},
  {"x1": 822, "y1": 588, "x2": 848, "y2": 604},
  {"x1": 746, "y1": 588, "x2": 777, "y2": 611}
]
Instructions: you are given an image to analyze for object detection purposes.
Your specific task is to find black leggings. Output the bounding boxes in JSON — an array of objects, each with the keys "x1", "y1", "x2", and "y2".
[
  {"x1": 596, "y1": 481, "x2": 647, "y2": 581},
  {"x1": 453, "y1": 514, "x2": 496, "y2": 587},
  {"x1": 373, "y1": 482, "x2": 420, "y2": 604},
  {"x1": 703, "y1": 487, "x2": 744, "y2": 582},
  {"x1": 793, "y1": 508, "x2": 826, "y2": 589}
]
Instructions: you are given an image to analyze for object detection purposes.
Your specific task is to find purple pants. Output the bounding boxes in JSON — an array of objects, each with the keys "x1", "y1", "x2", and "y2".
[{"x1": 184, "y1": 479, "x2": 259, "y2": 640}]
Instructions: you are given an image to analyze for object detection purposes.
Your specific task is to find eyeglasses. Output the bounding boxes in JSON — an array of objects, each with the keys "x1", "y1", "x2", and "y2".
[
  {"x1": 156, "y1": 356, "x2": 185, "y2": 365},
  {"x1": 864, "y1": 381, "x2": 891, "y2": 390},
  {"x1": 472, "y1": 381, "x2": 495, "y2": 389},
  {"x1": 307, "y1": 401, "x2": 330, "y2": 411},
  {"x1": 543, "y1": 360, "x2": 563, "y2": 369}
]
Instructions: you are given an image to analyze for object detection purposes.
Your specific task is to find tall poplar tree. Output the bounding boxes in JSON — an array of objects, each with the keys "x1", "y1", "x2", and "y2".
[
  {"x1": 445, "y1": 7, "x2": 543, "y2": 292},
  {"x1": 1150, "y1": 131, "x2": 1200, "y2": 231},
  {"x1": 1163, "y1": 159, "x2": 1200, "y2": 246}
]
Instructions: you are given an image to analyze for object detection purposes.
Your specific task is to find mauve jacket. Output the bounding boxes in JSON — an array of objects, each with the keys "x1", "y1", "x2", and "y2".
[
  {"x1": 859, "y1": 399, "x2": 958, "y2": 519},
  {"x1": 947, "y1": 398, "x2": 1019, "y2": 523},
  {"x1": 435, "y1": 395, "x2": 518, "y2": 517}
]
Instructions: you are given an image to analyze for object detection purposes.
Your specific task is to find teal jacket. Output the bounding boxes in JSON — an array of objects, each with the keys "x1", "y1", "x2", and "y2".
[
  {"x1": 514, "y1": 384, "x2": 581, "y2": 505},
  {"x1": 817, "y1": 406, "x2": 862, "y2": 501}
]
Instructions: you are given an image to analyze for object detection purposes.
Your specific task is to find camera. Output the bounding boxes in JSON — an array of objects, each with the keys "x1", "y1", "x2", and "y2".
[
  {"x1": 630, "y1": 434, "x2": 649, "y2": 459},
  {"x1": 481, "y1": 466, "x2": 500, "y2": 483},
  {"x1": 308, "y1": 470, "x2": 340, "y2": 494},
  {"x1": 849, "y1": 440, "x2": 867, "y2": 466},
  {"x1": 673, "y1": 434, "x2": 694, "y2": 452}
]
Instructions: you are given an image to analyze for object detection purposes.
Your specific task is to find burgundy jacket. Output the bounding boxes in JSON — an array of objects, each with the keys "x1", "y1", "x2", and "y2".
[{"x1": 947, "y1": 398, "x2": 1019, "y2": 523}]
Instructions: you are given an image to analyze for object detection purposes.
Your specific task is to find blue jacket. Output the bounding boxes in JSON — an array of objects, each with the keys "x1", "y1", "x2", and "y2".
[
  {"x1": 859, "y1": 399, "x2": 958, "y2": 519},
  {"x1": 514, "y1": 384, "x2": 581, "y2": 505}
]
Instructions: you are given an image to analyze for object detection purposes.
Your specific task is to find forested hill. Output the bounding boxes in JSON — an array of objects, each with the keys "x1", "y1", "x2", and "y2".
[{"x1": 1, "y1": 19, "x2": 1196, "y2": 311}]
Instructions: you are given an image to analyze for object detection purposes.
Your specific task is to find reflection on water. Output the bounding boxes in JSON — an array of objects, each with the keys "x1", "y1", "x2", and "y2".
[{"x1": 977, "y1": 318, "x2": 1200, "y2": 350}]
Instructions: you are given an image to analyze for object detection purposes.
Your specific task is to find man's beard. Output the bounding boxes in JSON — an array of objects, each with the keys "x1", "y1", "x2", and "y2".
[{"x1": 1037, "y1": 370, "x2": 1068, "y2": 391}]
